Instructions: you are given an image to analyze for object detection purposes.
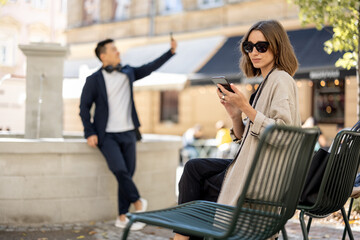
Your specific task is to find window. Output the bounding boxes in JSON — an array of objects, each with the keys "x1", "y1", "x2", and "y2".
[
  {"x1": 160, "y1": 90, "x2": 179, "y2": 123},
  {"x1": 198, "y1": 0, "x2": 223, "y2": 9},
  {"x1": 313, "y1": 78, "x2": 345, "y2": 124},
  {"x1": 83, "y1": 0, "x2": 100, "y2": 24},
  {"x1": 60, "y1": 0, "x2": 67, "y2": 13},
  {"x1": 0, "y1": 36, "x2": 15, "y2": 66},
  {"x1": 161, "y1": 0, "x2": 183, "y2": 14},
  {"x1": 227, "y1": 0, "x2": 246, "y2": 3},
  {"x1": 112, "y1": 0, "x2": 131, "y2": 21},
  {"x1": 0, "y1": 46, "x2": 6, "y2": 64},
  {"x1": 33, "y1": 0, "x2": 47, "y2": 9}
]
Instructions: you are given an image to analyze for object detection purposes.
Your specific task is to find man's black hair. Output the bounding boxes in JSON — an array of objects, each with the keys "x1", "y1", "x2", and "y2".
[{"x1": 95, "y1": 39, "x2": 114, "y2": 61}]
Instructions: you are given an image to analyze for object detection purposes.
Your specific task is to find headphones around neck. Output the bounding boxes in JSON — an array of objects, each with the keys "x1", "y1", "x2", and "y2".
[{"x1": 103, "y1": 64, "x2": 122, "y2": 73}]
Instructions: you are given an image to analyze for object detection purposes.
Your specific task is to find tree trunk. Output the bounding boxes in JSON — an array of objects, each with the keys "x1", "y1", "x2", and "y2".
[{"x1": 358, "y1": 6, "x2": 360, "y2": 121}]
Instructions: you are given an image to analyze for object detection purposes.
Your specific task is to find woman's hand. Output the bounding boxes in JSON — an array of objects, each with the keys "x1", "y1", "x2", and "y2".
[
  {"x1": 217, "y1": 86, "x2": 241, "y2": 120},
  {"x1": 217, "y1": 83, "x2": 257, "y2": 122}
]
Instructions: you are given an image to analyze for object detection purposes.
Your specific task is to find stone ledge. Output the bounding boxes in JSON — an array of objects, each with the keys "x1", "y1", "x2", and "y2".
[
  {"x1": 0, "y1": 134, "x2": 182, "y2": 153},
  {"x1": 0, "y1": 135, "x2": 181, "y2": 224}
]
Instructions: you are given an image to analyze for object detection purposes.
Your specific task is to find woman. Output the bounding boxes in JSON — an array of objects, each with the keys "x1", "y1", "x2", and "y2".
[{"x1": 175, "y1": 19, "x2": 301, "y2": 240}]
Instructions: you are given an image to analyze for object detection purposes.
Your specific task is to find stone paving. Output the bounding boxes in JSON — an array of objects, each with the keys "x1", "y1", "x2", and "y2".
[{"x1": 1, "y1": 217, "x2": 360, "y2": 240}]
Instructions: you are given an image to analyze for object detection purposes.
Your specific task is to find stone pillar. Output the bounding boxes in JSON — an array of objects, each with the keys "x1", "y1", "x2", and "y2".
[{"x1": 19, "y1": 43, "x2": 69, "y2": 139}]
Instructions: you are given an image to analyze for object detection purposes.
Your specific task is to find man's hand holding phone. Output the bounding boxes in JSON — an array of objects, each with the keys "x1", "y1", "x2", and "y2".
[{"x1": 170, "y1": 32, "x2": 177, "y2": 54}]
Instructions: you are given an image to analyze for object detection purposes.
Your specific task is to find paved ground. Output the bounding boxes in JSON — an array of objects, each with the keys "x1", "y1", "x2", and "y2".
[
  {"x1": 1, "y1": 217, "x2": 360, "y2": 240},
  {"x1": 2, "y1": 167, "x2": 360, "y2": 239}
]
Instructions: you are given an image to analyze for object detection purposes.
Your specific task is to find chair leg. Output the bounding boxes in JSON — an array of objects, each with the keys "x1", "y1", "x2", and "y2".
[
  {"x1": 121, "y1": 220, "x2": 134, "y2": 240},
  {"x1": 299, "y1": 210, "x2": 309, "y2": 240},
  {"x1": 341, "y1": 207, "x2": 354, "y2": 240},
  {"x1": 343, "y1": 198, "x2": 354, "y2": 240},
  {"x1": 281, "y1": 226, "x2": 288, "y2": 240},
  {"x1": 306, "y1": 217, "x2": 312, "y2": 234}
]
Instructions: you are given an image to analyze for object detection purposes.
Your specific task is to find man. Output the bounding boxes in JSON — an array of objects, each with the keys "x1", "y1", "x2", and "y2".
[{"x1": 79, "y1": 37, "x2": 177, "y2": 230}]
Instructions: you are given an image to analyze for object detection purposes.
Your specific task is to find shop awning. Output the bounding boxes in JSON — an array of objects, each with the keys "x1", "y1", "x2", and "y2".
[
  {"x1": 121, "y1": 35, "x2": 225, "y2": 74},
  {"x1": 64, "y1": 58, "x2": 101, "y2": 79},
  {"x1": 64, "y1": 35, "x2": 225, "y2": 77},
  {"x1": 133, "y1": 72, "x2": 188, "y2": 91},
  {"x1": 289, "y1": 27, "x2": 344, "y2": 76},
  {"x1": 193, "y1": 36, "x2": 243, "y2": 81},
  {"x1": 193, "y1": 27, "x2": 349, "y2": 85}
]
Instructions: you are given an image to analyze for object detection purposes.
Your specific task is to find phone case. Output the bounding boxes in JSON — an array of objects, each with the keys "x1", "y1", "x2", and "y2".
[{"x1": 211, "y1": 77, "x2": 234, "y2": 92}]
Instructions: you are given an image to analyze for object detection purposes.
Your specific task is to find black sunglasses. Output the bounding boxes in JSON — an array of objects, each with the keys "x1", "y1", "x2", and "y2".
[{"x1": 243, "y1": 41, "x2": 270, "y2": 53}]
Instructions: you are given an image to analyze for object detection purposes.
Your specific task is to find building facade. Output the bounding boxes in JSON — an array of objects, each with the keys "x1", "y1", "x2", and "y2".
[
  {"x1": 64, "y1": 0, "x2": 358, "y2": 144},
  {"x1": 0, "y1": 0, "x2": 67, "y2": 133},
  {"x1": 1, "y1": 0, "x2": 357, "y2": 144}
]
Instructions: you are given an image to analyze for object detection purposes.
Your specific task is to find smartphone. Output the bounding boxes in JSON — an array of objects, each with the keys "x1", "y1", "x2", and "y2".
[
  {"x1": 170, "y1": 32, "x2": 173, "y2": 40},
  {"x1": 211, "y1": 76, "x2": 234, "y2": 93}
]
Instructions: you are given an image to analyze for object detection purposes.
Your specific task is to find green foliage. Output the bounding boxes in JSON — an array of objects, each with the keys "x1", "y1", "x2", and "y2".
[{"x1": 288, "y1": 0, "x2": 359, "y2": 69}]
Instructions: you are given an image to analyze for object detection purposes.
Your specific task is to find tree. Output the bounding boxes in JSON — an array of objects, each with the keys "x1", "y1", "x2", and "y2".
[{"x1": 289, "y1": 0, "x2": 360, "y2": 120}]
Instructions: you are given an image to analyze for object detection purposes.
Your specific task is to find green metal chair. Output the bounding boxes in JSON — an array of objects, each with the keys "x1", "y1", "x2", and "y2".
[
  {"x1": 121, "y1": 125, "x2": 320, "y2": 240},
  {"x1": 342, "y1": 120, "x2": 360, "y2": 240},
  {"x1": 297, "y1": 130, "x2": 360, "y2": 240}
]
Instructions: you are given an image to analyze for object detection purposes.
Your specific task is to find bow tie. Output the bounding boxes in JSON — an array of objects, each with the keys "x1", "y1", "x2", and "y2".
[{"x1": 103, "y1": 64, "x2": 122, "y2": 73}]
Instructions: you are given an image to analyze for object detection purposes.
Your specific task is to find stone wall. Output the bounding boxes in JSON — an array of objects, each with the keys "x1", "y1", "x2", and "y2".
[{"x1": 0, "y1": 135, "x2": 181, "y2": 225}]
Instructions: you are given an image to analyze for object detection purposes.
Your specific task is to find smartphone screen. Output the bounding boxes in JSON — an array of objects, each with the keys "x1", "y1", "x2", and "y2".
[{"x1": 211, "y1": 76, "x2": 234, "y2": 93}]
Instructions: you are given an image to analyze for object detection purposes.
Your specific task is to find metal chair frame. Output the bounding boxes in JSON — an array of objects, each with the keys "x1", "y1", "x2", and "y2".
[
  {"x1": 297, "y1": 130, "x2": 360, "y2": 240},
  {"x1": 342, "y1": 120, "x2": 360, "y2": 240}
]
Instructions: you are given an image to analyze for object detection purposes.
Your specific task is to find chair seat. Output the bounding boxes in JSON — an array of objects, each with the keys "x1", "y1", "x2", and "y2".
[
  {"x1": 129, "y1": 201, "x2": 232, "y2": 238},
  {"x1": 299, "y1": 208, "x2": 332, "y2": 219},
  {"x1": 128, "y1": 200, "x2": 282, "y2": 239}
]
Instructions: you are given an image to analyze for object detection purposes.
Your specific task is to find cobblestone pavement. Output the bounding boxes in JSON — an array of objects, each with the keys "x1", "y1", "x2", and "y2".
[
  {"x1": 0, "y1": 220, "x2": 173, "y2": 240},
  {"x1": 1, "y1": 217, "x2": 360, "y2": 240}
]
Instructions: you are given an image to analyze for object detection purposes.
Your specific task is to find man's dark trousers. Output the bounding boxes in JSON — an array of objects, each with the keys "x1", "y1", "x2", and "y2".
[{"x1": 99, "y1": 130, "x2": 139, "y2": 215}]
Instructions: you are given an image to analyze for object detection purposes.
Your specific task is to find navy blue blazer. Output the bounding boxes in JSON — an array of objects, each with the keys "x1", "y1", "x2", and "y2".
[{"x1": 79, "y1": 49, "x2": 174, "y2": 145}]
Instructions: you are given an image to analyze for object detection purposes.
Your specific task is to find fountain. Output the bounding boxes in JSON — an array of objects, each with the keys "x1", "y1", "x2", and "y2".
[{"x1": 0, "y1": 43, "x2": 181, "y2": 225}]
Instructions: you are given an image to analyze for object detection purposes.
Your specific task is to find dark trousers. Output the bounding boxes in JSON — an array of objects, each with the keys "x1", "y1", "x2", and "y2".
[
  {"x1": 100, "y1": 130, "x2": 140, "y2": 215},
  {"x1": 177, "y1": 158, "x2": 232, "y2": 240}
]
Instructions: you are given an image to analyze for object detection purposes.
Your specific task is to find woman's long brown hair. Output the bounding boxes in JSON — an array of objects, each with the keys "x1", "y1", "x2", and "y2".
[{"x1": 240, "y1": 20, "x2": 298, "y2": 77}]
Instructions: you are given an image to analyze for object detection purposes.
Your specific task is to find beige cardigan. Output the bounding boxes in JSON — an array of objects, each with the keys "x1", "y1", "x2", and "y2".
[{"x1": 217, "y1": 68, "x2": 301, "y2": 206}]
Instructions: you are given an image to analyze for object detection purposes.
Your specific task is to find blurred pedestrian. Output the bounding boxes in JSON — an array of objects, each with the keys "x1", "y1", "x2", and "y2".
[
  {"x1": 181, "y1": 124, "x2": 203, "y2": 163},
  {"x1": 215, "y1": 120, "x2": 232, "y2": 158},
  {"x1": 302, "y1": 116, "x2": 327, "y2": 151}
]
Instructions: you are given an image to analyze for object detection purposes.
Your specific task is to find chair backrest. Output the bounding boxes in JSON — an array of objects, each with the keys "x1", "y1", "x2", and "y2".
[
  {"x1": 308, "y1": 130, "x2": 360, "y2": 215},
  {"x1": 351, "y1": 120, "x2": 360, "y2": 171},
  {"x1": 351, "y1": 120, "x2": 360, "y2": 132},
  {"x1": 225, "y1": 125, "x2": 320, "y2": 239}
]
